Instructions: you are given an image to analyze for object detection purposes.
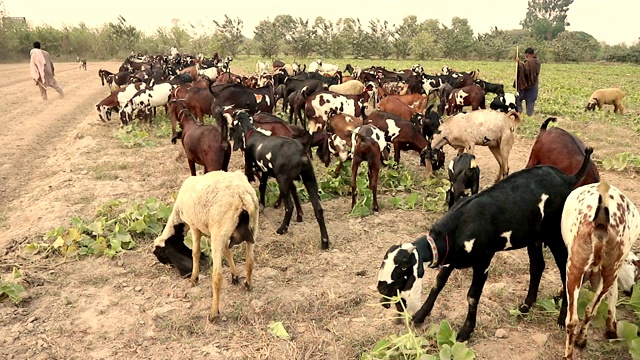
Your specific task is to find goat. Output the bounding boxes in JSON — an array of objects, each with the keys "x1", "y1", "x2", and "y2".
[
  {"x1": 232, "y1": 111, "x2": 330, "y2": 249},
  {"x1": 489, "y1": 93, "x2": 517, "y2": 113},
  {"x1": 305, "y1": 90, "x2": 371, "y2": 134},
  {"x1": 378, "y1": 148, "x2": 595, "y2": 342},
  {"x1": 120, "y1": 82, "x2": 174, "y2": 125},
  {"x1": 169, "y1": 100, "x2": 231, "y2": 175},
  {"x1": 475, "y1": 79, "x2": 504, "y2": 95},
  {"x1": 77, "y1": 57, "x2": 87, "y2": 71},
  {"x1": 329, "y1": 80, "x2": 365, "y2": 96},
  {"x1": 561, "y1": 181, "x2": 640, "y2": 359},
  {"x1": 350, "y1": 125, "x2": 388, "y2": 212},
  {"x1": 153, "y1": 170, "x2": 258, "y2": 322},
  {"x1": 445, "y1": 85, "x2": 486, "y2": 116},
  {"x1": 585, "y1": 88, "x2": 626, "y2": 114},
  {"x1": 525, "y1": 117, "x2": 600, "y2": 188},
  {"x1": 322, "y1": 112, "x2": 364, "y2": 175},
  {"x1": 445, "y1": 154, "x2": 480, "y2": 210},
  {"x1": 432, "y1": 110, "x2": 521, "y2": 183}
]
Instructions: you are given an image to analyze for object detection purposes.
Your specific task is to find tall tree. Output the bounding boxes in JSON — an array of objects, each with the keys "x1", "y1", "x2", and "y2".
[
  {"x1": 392, "y1": 16, "x2": 419, "y2": 59},
  {"x1": 368, "y1": 19, "x2": 392, "y2": 59},
  {"x1": 107, "y1": 15, "x2": 141, "y2": 53},
  {"x1": 440, "y1": 17, "x2": 475, "y2": 59},
  {"x1": 521, "y1": 0, "x2": 573, "y2": 41},
  {"x1": 213, "y1": 15, "x2": 244, "y2": 56},
  {"x1": 341, "y1": 18, "x2": 372, "y2": 59},
  {"x1": 253, "y1": 18, "x2": 281, "y2": 58},
  {"x1": 314, "y1": 17, "x2": 347, "y2": 58},
  {"x1": 283, "y1": 17, "x2": 316, "y2": 58}
]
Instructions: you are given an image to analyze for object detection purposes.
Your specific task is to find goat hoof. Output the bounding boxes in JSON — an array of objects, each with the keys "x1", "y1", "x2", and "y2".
[
  {"x1": 412, "y1": 314, "x2": 426, "y2": 325},
  {"x1": 518, "y1": 303, "x2": 531, "y2": 314},
  {"x1": 575, "y1": 338, "x2": 587, "y2": 349},
  {"x1": 296, "y1": 215, "x2": 303, "y2": 222},
  {"x1": 244, "y1": 282, "x2": 252, "y2": 291},
  {"x1": 605, "y1": 328, "x2": 617, "y2": 339},
  {"x1": 259, "y1": 205, "x2": 265, "y2": 214},
  {"x1": 231, "y1": 275, "x2": 240, "y2": 285},
  {"x1": 189, "y1": 277, "x2": 199, "y2": 287},
  {"x1": 321, "y1": 239, "x2": 330, "y2": 250},
  {"x1": 207, "y1": 312, "x2": 220, "y2": 323},
  {"x1": 456, "y1": 330, "x2": 472, "y2": 342},
  {"x1": 276, "y1": 227, "x2": 288, "y2": 235},
  {"x1": 273, "y1": 202, "x2": 281, "y2": 209}
]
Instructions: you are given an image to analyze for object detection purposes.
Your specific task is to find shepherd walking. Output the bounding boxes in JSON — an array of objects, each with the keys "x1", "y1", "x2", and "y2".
[{"x1": 30, "y1": 41, "x2": 64, "y2": 100}]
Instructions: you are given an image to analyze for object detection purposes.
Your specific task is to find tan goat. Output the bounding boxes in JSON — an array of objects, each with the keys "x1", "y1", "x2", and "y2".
[
  {"x1": 585, "y1": 87, "x2": 625, "y2": 114},
  {"x1": 431, "y1": 109, "x2": 521, "y2": 183}
]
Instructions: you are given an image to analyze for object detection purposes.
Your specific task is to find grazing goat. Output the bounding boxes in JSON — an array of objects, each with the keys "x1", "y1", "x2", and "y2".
[
  {"x1": 120, "y1": 82, "x2": 174, "y2": 125},
  {"x1": 305, "y1": 91, "x2": 371, "y2": 134},
  {"x1": 350, "y1": 125, "x2": 388, "y2": 212},
  {"x1": 322, "y1": 112, "x2": 364, "y2": 175},
  {"x1": 153, "y1": 170, "x2": 258, "y2": 322},
  {"x1": 169, "y1": 100, "x2": 231, "y2": 175},
  {"x1": 432, "y1": 110, "x2": 521, "y2": 183},
  {"x1": 77, "y1": 57, "x2": 87, "y2": 71},
  {"x1": 445, "y1": 154, "x2": 480, "y2": 210},
  {"x1": 525, "y1": 117, "x2": 600, "y2": 188},
  {"x1": 561, "y1": 181, "x2": 640, "y2": 359},
  {"x1": 445, "y1": 85, "x2": 486, "y2": 116},
  {"x1": 378, "y1": 96, "x2": 415, "y2": 121},
  {"x1": 585, "y1": 88, "x2": 626, "y2": 114},
  {"x1": 232, "y1": 111, "x2": 330, "y2": 249},
  {"x1": 378, "y1": 148, "x2": 595, "y2": 341},
  {"x1": 489, "y1": 93, "x2": 517, "y2": 113},
  {"x1": 95, "y1": 82, "x2": 146, "y2": 123}
]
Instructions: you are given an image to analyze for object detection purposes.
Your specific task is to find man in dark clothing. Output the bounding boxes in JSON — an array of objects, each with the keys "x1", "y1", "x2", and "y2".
[{"x1": 515, "y1": 47, "x2": 541, "y2": 116}]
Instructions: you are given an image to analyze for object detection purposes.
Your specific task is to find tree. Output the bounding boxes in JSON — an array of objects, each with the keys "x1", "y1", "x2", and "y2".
[
  {"x1": 285, "y1": 17, "x2": 316, "y2": 58},
  {"x1": 552, "y1": 31, "x2": 600, "y2": 62},
  {"x1": 476, "y1": 27, "x2": 511, "y2": 61},
  {"x1": 521, "y1": 0, "x2": 573, "y2": 41},
  {"x1": 411, "y1": 30, "x2": 441, "y2": 60},
  {"x1": 107, "y1": 16, "x2": 141, "y2": 53},
  {"x1": 253, "y1": 18, "x2": 281, "y2": 58},
  {"x1": 440, "y1": 17, "x2": 475, "y2": 59},
  {"x1": 392, "y1": 16, "x2": 419, "y2": 59},
  {"x1": 213, "y1": 15, "x2": 244, "y2": 56},
  {"x1": 314, "y1": 17, "x2": 348, "y2": 58},
  {"x1": 368, "y1": 19, "x2": 393, "y2": 59},
  {"x1": 341, "y1": 18, "x2": 373, "y2": 59}
]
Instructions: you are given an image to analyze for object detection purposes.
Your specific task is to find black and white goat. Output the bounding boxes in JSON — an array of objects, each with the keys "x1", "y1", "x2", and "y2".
[
  {"x1": 489, "y1": 93, "x2": 517, "y2": 113},
  {"x1": 232, "y1": 111, "x2": 330, "y2": 249},
  {"x1": 445, "y1": 154, "x2": 480, "y2": 210},
  {"x1": 378, "y1": 147, "x2": 595, "y2": 342}
]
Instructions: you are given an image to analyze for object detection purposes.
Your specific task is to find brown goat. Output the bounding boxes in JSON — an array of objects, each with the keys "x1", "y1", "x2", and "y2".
[
  {"x1": 323, "y1": 112, "x2": 364, "y2": 176},
  {"x1": 378, "y1": 96, "x2": 415, "y2": 121},
  {"x1": 169, "y1": 100, "x2": 231, "y2": 176},
  {"x1": 445, "y1": 85, "x2": 486, "y2": 115},
  {"x1": 351, "y1": 125, "x2": 388, "y2": 212},
  {"x1": 525, "y1": 117, "x2": 600, "y2": 188}
]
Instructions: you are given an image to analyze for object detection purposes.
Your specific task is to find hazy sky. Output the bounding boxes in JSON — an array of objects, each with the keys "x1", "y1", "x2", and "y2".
[{"x1": 4, "y1": 0, "x2": 639, "y2": 45}]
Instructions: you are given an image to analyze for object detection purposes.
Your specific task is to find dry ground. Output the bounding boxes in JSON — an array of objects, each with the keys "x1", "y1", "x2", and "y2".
[{"x1": 0, "y1": 61, "x2": 639, "y2": 360}]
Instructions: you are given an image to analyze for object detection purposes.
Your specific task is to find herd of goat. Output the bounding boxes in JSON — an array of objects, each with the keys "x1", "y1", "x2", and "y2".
[{"x1": 92, "y1": 52, "x2": 638, "y2": 359}]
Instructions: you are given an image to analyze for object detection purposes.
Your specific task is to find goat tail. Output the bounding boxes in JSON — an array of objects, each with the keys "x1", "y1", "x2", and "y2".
[
  {"x1": 540, "y1": 117, "x2": 557, "y2": 131},
  {"x1": 592, "y1": 181, "x2": 611, "y2": 241},
  {"x1": 506, "y1": 110, "x2": 522, "y2": 126},
  {"x1": 570, "y1": 147, "x2": 594, "y2": 186}
]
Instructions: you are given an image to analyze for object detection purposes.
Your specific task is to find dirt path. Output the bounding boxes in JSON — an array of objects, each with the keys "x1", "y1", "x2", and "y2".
[
  {"x1": 0, "y1": 62, "x2": 636, "y2": 360},
  {"x1": 0, "y1": 62, "x2": 114, "y2": 249}
]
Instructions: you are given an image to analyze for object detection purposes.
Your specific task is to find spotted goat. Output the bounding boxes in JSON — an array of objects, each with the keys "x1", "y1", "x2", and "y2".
[
  {"x1": 378, "y1": 148, "x2": 595, "y2": 342},
  {"x1": 561, "y1": 181, "x2": 640, "y2": 360}
]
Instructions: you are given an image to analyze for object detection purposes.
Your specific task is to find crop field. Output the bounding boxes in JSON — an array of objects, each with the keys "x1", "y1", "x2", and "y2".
[{"x1": 0, "y1": 57, "x2": 640, "y2": 360}]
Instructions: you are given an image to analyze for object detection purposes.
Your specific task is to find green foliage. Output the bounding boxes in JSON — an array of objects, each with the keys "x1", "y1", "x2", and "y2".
[
  {"x1": 551, "y1": 31, "x2": 601, "y2": 62},
  {"x1": 0, "y1": 268, "x2": 25, "y2": 304},
  {"x1": 362, "y1": 294, "x2": 475, "y2": 360},
  {"x1": 600, "y1": 152, "x2": 640, "y2": 172},
  {"x1": 27, "y1": 198, "x2": 171, "y2": 258},
  {"x1": 521, "y1": 0, "x2": 574, "y2": 41},
  {"x1": 114, "y1": 124, "x2": 156, "y2": 148},
  {"x1": 213, "y1": 15, "x2": 244, "y2": 57}
]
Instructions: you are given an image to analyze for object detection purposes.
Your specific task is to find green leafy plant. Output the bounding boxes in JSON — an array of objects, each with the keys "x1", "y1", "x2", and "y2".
[
  {"x1": 114, "y1": 124, "x2": 156, "y2": 148},
  {"x1": 0, "y1": 267, "x2": 26, "y2": 304},
  {"x1": 28, "y1": 198, "x2": 172, "y2": 258},
  {"x1": 601, "y1": 152, "x2": 640, "y2": 172},
  {"x1": 362, "y1": 294, "x2": 475, "y2": 360}
]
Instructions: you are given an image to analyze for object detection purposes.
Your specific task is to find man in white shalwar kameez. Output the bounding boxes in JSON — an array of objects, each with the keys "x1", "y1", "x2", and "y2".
[{"x1": 29, "y1": 41, "x2": 64, "y2": 100}]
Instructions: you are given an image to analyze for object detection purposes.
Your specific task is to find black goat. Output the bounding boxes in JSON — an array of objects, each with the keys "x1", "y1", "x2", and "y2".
[
  {"x1": 445, "y1": 154, "x2": 480, "y2": 209},
  {"x1": 475, "y1": 79, "x2": 505, "y2": 95},
  {"x1": 378, "y1": 147, "x2": 595, "y2": 342},
  {"x1": 232, "y1": 111, "x2": 330, "y2": 249}
]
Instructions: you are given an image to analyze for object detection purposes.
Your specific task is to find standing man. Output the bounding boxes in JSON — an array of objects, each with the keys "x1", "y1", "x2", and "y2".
[
  {"x1": 29, "y1": 41, "x2": 64, "y2": 100},
  {"x1": 515, "y1": 47, "x2": 541, "y2": 117}
]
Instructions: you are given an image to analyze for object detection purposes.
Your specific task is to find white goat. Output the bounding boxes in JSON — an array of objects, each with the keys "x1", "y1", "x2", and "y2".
[
  {"x1": 255, "y1": 60, "x2": 272, "y2": 74},
  {"x1": 329, "y1": 80, "x2": 365, "y2": 96},
  {"x1": 431, "y1": 109, "x2": 522, "y2": 183},
  {"x1": 561, "y1": 181, "x2": 640, "y2": 360},
  {"x1": 153, "y1": 170, "x2": 259, "y2": 322},
  {"x1": 119, "y1": 82, "x2": 174, "y2": 125}
]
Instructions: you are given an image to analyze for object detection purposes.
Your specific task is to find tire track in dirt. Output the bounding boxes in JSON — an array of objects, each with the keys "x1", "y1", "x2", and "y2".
[{"x1": 0, "y1": 62, "x2": 116, "y2": 249}]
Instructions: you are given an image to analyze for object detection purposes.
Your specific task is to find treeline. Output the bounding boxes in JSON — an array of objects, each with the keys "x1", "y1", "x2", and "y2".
[{"x1": 0, "y1": 14, "x2": 639, "y2": 63}]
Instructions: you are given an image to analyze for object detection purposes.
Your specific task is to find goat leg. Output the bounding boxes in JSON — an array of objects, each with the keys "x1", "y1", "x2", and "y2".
[
  {"x1": 519, "y1": 243, "x2": 545, "y2": 313},
  {"x1": 275, "y1": 178, "x2": 293, "y2": 235},
  {"x1": 413, "y1": 266, "x2": 454, "y2": 324},
  {"x1": 457, "y1": 260, "x2": 492, "y2": 342},
  {"x1": 290, "y1": 186, "x2": 304, "y2": 222}
]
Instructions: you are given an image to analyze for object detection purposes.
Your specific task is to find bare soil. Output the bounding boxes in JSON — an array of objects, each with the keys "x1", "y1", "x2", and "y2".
[{"x1": 0, "y1": 62, "x2": 638, "y2": 360}]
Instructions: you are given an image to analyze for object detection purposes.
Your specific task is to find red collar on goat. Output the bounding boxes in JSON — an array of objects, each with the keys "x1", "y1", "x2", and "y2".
[
  {"x1": 245, "y1": 129, "x2": 254, "y2": 144},
  {"x1": 426, "y1": 233, "x2": 450, "y2": 269}
]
